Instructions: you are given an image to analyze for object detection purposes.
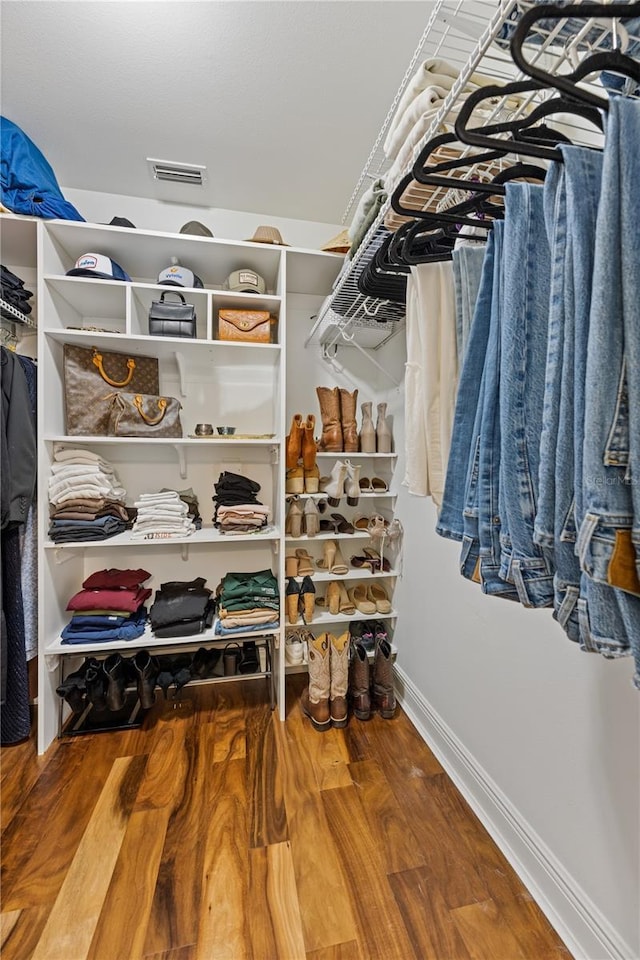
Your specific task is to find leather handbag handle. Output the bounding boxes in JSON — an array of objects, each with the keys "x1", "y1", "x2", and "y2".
[
  {"x1": 133, "y1": 394, "x2": 167, "y2": 424},
  {"x1": 92, "y1": 348, "x2": 136, "y2": 387},
  {"x1": 160, "y1": 292, "x2": 186, "y2": 304}
]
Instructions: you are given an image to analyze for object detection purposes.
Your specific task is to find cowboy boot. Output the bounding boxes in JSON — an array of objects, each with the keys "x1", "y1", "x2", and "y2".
[
  {"x1": 330, "y1": 631, "x2": 350, "y2": 728},
  {"x1": 349, "y1": 639, "x2": 371, "y2": 720},
  {"x1": 371, "y1": 635, "x2": 396, "y2": 719},
  {"x1": 301, "y1": 632, "x2": 331, "y2": 731},
  {"x1": 286, "y1": 413, "x2": 305, "y2": 492},
  {"x1": 376, "y1": 402, "x2": 393, "y2": 454},
  {"x1": 302, "y1": 414, "x2": 320, "y2": 492},
  {"x1": 359, "y1": 401, "x2": 376, "y2": 454},
  {"x1": 316, "y1": 386, "x2": 343, "y2": 452},
  {"x1": 339, "y1": 388, "x2": 359, "y2": 453}
]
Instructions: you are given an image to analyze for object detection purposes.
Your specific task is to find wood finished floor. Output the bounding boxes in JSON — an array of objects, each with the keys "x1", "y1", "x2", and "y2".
[{"x1": 1, "y1": 676, "x2": 573, "y2": 960}]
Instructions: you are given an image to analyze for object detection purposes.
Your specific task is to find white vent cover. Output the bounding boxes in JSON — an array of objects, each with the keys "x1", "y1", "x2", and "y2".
[{"x1": 146, "y1": 158, "x2": 207, "y2": 186}]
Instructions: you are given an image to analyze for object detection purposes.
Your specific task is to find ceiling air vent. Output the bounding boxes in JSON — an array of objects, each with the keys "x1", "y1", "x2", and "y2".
[{"x1": 147, "y1": 158, "x2": 207, "y2": 186}]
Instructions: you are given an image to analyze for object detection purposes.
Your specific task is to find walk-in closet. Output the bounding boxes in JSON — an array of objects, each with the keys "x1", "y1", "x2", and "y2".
[{"x1": 1, "y1": 3, "x2": 639, "y2": 959}]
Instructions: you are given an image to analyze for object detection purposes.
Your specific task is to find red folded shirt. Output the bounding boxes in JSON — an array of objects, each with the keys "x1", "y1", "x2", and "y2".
[
  {"x1": 82, "y1": 568, "x2": 151, "y2": 590},
  {"x1": 67, "y1": 586, "x2": 152, "y2": 612}
]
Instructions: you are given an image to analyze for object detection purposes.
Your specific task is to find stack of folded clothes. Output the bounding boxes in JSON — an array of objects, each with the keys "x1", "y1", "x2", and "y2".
[
  {"x1": 131, "y1": 489, "x2": 195, "y2": 540},
  {"x1": 60, "y1": 568, "x2": 151, "y2": 644},
  {"x1": 215, "y1": 569, "x2": 280, "y2": 636},
  {"x1": 161, "y1": 486, "x2": 202, "y2": 530},
  {"x1": 48, "y1": 446, "x2": 130, "y2": 543},
  {"x1": 149, "y1": 577, "x2": 215, "y2": 638},
  {"x1": 212, "y1": 471, "x2": 270, "y2": 535},
  {"x1": 1, "y1": 264, "x2": 34, "y2": 320}
]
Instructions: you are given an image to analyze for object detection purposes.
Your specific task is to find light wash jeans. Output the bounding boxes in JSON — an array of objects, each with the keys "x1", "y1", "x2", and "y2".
[
  {"x1": 452, "y1": 244, "x2": 486, "y2": 362},
  {"x1": 576, "y1": 98, "x2": 640, "y2": 688},
  {"x1": 498, "y1": 183, "x2": 555, "y2": 608}
]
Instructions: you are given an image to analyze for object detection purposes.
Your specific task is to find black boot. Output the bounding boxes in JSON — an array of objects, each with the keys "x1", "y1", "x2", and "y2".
[
  {"x1": 104, "y1": 653, "x2": 127, "y2": 711},
  {"x1": 85, "y1": 659, "x2": 108, "y2": 711},
  {"x1": 56, "y1": 658, "x2": 93, "y2": 713},
  {"x1": 133, "y1": 650, "x2": 158, "y2": 709}
]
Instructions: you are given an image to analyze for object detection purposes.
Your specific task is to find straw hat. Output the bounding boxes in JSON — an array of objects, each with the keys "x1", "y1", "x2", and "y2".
[
  {"x1": 245, "y1": 225, "x2": 289, "y2": 246},
  {"x1": 321, "y1": 228, "x2": 351, "y2": 254}
]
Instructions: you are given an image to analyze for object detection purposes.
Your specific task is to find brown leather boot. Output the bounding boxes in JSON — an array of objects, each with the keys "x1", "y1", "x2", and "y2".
[
  {"x1": 302, "y1": 414, "x2": 319, "y2": 492},
  {"x1": 330, "y1": 631, "x2": 350, "y2": 728},
  {"x1": 316, "y1": 387, "x2": 343, "y2": 452},
  {"x1": 301, "y1": 633, "x2": 331, "y2": 731},
  {"x1": 339, "y1": 388, "x2": 359, "y2": 453},
  {"x1": 349, "y1": 639, "x2": 371, "y2": 720},
  {"x1": 372, "y1": 636, "x2": 396, "y2": 719},
  {"x1": 286, "y1": 413, "x2": 304, "y2": 470}
]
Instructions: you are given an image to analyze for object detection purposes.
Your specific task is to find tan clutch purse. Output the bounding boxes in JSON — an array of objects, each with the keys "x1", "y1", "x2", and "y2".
[{"x1": 217, "y1": 310, "x2": 275, "y2": 343}]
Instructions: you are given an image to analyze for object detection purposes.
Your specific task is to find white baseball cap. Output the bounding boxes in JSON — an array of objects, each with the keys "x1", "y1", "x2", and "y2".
[{"x1": 158, "y1": 262, "x2": 204, "y2": 288}]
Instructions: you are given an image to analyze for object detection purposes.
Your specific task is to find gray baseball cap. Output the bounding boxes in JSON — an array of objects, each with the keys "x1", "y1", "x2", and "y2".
[{"x1": 223, "y1": 268, "x2": 266, "y2": 294}]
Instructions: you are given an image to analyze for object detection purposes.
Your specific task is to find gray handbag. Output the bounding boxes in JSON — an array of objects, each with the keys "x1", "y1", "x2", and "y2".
[{"x1": 148, "y1": 292, "x2": 197, "y2": 338}]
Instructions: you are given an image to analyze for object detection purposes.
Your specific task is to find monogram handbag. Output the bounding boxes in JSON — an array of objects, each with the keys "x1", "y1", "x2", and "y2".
[
  {"x1": 63, "y1": 344, "x2": 159, "y2": 435},
  {"x1": 217, "y1": 309, "x2": 274, "y2": 343},
  {"x1": 106, "y1": 392, "x2": 183, "y2": 438},
  {"x1": 148, "y1": 292, "x2": 197, "y2": 338}
]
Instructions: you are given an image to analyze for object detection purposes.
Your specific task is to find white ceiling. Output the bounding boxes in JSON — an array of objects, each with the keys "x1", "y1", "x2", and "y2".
[{"x1": 0, "y1": 1, "x2": 436, "y2": 224}]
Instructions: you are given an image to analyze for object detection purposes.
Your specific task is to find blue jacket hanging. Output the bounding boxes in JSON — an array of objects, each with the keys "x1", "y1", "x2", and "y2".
[{"x1": 0, "y1": 116, "x2": 84, "y2": 220}]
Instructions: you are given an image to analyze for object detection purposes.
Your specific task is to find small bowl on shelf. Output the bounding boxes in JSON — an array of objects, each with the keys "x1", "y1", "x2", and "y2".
[{"x1": 216, "y1": 426, "x2": 236, "y2": 436}]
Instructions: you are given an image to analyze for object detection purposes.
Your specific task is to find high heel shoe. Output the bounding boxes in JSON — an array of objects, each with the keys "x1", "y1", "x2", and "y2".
[
  {"x1": 285, "y1": 554, "x2": 299, "y2": 577},
  {"x1": 338, "y1": 582, "x2": 355, "y2": 615},
  {"x1": 299, "y1": 576, "x2": 316, "y2": 624},
  {"x1": 285, "y1": 497, "x2": 303, "y2": 538},
  {"x1": 344, "y1": 460, "x2": 361, "y2": 506},
  {"x1": 326, "y1": 581, "x2": 341, "y2": 616},
  {"x1": 286, "y1": 577, "x2": 301, "y2": 625},
  {"x1": 295, "y1": 549, "x2": 315, "y2": 576},
  {"x1": 317, "y1": 540, "x2": 337, "y2": 572},
  {"x1": 330, "y1": 513, "x2": 355, "y2": 534},
  {"x1": 330, "y1": 542, "x2": 349, "y2": 575},
  {"x1": 303, "y1": 497, "x2": 320, "y2": 537}
]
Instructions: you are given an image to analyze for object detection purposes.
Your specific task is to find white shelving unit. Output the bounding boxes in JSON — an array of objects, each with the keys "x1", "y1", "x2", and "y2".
[{"x1": 1, "y1": 213, "x2": 345, "y2": 753}]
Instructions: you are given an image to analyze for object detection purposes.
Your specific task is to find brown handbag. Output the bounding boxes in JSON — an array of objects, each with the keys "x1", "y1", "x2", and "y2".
[
  {"x1": 217, "y1": 309, "x2": 274, "y2": 343},
  {"x1": 63, "y1": 344, "x2": 160, "y2": 435},
  {"x1": 107, "y1": 392, "x2": 183, "y2": 438}
]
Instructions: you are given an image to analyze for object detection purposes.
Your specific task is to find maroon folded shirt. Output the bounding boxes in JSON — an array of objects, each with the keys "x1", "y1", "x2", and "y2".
[
  {"x1": 67, "y1": 586, "x2": 152, "y2": 612},
  {"x1": 82, "y1": 568, "x2": 151, "y2": 590}
]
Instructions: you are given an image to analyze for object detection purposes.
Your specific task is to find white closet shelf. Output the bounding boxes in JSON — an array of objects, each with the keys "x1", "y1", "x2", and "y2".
[
  {"x1": 288, "y1": 569, "x2": 399, "y2": 583},
  {"x1": 44, "y1": 434, "x2": 278, "y2": 447},
  {"x1": 285, "y1": 531, "x2": 371, "y2": 542},
  {"x1": 284, "y1": 642, "x2": 398, "y2": 675},
  {"x1": 45, "y1": 622, "x2": 281, "y2": 656},
  {"x1": 315, "y1": 452, "x2": 397, "y2": 459},
  {"x1": 43, "y1": 328, "x2": 281, "y2": 363},
  {"x1": 292, "y1": 491, "x2": 396, "y2": 500},
  {"x1": 302, "y1": 609, "x2": 397, "y2": 627},
  {"x1": 44, "y1": 526, "x2": 281, "y2": 550}
]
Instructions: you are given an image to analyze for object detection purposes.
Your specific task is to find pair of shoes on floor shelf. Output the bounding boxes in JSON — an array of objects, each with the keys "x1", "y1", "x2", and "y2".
[
  {"x1": 300, "y1": 625, "x2": 395, "y2": 731},
  {"x1": 318, "y1": 459, "x2": 362, "y2": 506},
  {"x1": 286, "y1": 575, "x2": 316, "y2": 625},
  {"x1": 285, "y1": 495, "x2": 320, "y2": 537},
  {"x1": 56, "y1": 649, "x2": 160, "y2": 713},
  {"x1": 286, "y1": 413, "x2": 319, "y2": 494},
  {"x1": 285, "y1": 628, "x2": 311, "y2": 666},
  {"x1": 316, "y1": 387, "x2": 393, "y2": 454},
  {"x1": 359, "y1": 476, "x2": 388, "y2": 493},
  {"x1": 349, "y1": 623, "x2": 396, "y2": 721}
]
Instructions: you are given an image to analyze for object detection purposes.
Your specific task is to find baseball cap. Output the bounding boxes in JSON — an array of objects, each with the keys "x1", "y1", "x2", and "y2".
[
  {"x1": 179, "y1": 220, "x2": 214, "y2": 238},
  {"x1": 158, "y1": 263, "x2": 204, "y2": 288},
  {"x1": 66, "y1": 252, "x2": 131, "y2": 282},
  {"x1": 108, "y1": 217, "x2": 136, "y2": 229},
  {"x1": 223, "y1": 269, "x2": 266, "y2": 295}
]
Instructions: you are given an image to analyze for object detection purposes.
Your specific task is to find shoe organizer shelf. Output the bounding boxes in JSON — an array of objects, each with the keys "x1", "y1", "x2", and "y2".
[{"x1": 23, "y1": 215, "x2": 345, "y2": 753}]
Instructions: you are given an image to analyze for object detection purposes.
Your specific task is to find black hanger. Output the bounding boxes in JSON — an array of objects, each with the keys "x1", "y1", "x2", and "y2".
[
  {"x1": 510, "y1": 2, "x2": 640, "y2": 111},
  {"x1": 454, "y1": 78, "x2": 604, "y2": 162}
]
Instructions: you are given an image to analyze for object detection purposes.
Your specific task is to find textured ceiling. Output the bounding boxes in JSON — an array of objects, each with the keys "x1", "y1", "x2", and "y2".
[{"x1": 0, "y1": 1, "x2": 435, "y2": 223}]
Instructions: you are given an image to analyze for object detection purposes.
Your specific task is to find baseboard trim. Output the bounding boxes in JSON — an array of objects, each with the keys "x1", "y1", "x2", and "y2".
[{"x1": 395, "y1": 666, "x2": 635, "y2": 960}]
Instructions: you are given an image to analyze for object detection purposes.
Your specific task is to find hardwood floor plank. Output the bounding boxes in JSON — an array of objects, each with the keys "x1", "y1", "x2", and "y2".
[
  {"x1": 306, "y1": 941, "x2": 363, "y2": 960},
  {"x1": 30, "y1": 754, "x2": 146, "y2": 960},
  {"x1": 0, "y1": 736, "x2": 52, "y2": 834},
  {"x1": 273, "y1": 716, "x2": 358, "y2": 952},
  {"x1": 321, "y1": 785, "x2": 419, "y2": 960},
  {"x1": 195, "y1": 758, "x2": 249, "y2": 960},
  {"x1": 451, "y1": 898, "x2": 532, "y2": 960},
  {"x1": 247, "y1": 842, "x2": 306, "y2": 960},
  {"x1": 212, "y1": 709, "x2": 246, "y2": 763},
  {"x1": 143, "y1": 721, "x2": 216, "y2": 956},
  {"x1": 246, "y1": 701, "x2": 288, "y2": 848},
  {"x1": 388, "y1": 864, "x2": 472, "y2": 960},
  {"x1": 0, "y1": 906, "x2": 51, "y2": 960},
  {"x1": 348, "y1": 759, "x2": 426, "y2": 874},
  {"x1": 287, "y1": 696, "x2": 353, "y2": 790},
  {"x1": 134, "y1": 699, "x2": 195, "y2": 812},
  {"x1": 143, "y1": 947, "x2": 195, "y2": 960},
  {"x1": 3, "y1": 735, "x2": 139, "y2": 911},
  {"x1": 0, "y1": 910, "x2": 22, "y2": 947},
  {"x1": 86, "y1": 807, "x2": 170, "y2": 960}
]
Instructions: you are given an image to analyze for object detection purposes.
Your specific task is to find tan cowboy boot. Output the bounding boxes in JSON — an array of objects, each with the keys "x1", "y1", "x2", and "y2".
[
  {"x1": 339, "y1": 388, "x2": 359, "y2": 453},
  {"x1": 301, "y1": 632, "x2": 331, "y2": 731},
  {"x1": 316, "y1": 386, "x2": 343, "y2": 452}
]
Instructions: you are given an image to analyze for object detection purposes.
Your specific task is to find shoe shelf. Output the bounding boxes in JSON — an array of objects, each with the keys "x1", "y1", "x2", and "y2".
[
  {"x1": 284, "y1": 641, "x2": 397, "y2": 675},
  {"x1": 45, "y1": 623, "x2": 281, "y2": 656},
  {"x1": 291, "y1": 492, "x2": 396, "y2": 500},
  {"x1": 315, "y1": 452, "x2": 397, "y2": 459},
  {"x1": 43, "y1": 526, "x2": 281, "y2": 550},
  {"x1": 296, "y1": 608, "x2": 397, "y2": 628},
  {"x1": 44, "y1": 435, "x2": 279, "y2": 447},
  {"x1": 285, "y1": 531, "x2": 370, "y2": 542},
  {"x1": 289, "y1": 569, "x2": 399, "y2": 582}
]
